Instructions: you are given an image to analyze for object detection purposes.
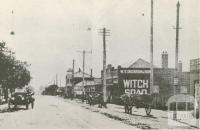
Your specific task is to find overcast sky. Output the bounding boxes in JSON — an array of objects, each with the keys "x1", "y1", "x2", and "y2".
[{"x1": 0, "y1": 0, "x2": 199, "y2": 90}]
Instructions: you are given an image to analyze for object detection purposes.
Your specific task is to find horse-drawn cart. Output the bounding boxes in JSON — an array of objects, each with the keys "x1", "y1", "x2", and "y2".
[
  {"x1": 120, "y1": 94, "x2": 153, "y2": 115},
  {"x1": 118, "y1": 67, "x2": 153, "y2": 116}
]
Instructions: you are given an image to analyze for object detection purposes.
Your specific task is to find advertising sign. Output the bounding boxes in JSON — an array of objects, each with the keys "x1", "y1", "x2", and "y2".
[{"x1": 119, "y1": 68, "x2": 150, "y2": 95}]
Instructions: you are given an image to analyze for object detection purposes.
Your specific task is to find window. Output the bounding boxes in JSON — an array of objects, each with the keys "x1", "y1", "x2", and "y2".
[
  {"x1": 170, "y1": 102, "x2": 176, "y2": 111},
  {"x1": 188, "y1": 102, "x2": 194, "y2": 110},
  {"x1": 178, "y1": 102, "x2": 186, "y2": 111}
]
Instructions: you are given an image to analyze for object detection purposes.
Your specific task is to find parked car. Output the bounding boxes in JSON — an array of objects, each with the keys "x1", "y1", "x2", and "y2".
[{"x1": 8, "y1": 91, "x2": 35, "y2": 110}]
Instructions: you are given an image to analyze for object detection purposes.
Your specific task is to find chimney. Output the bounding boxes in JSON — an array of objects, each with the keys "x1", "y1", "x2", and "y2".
[
  {"x1": 90, "y1": 69, "x2": 93, "y2": 77},
  {"x1": 162, "y1": 51, "x2": 168, "y2": 68}
]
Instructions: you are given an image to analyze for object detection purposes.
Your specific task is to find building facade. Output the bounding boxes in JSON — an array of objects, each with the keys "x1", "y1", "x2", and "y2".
[
  {"x1": 65, "y1": 68, "x2": 94, "y2": 98},
  {"x1": 190, "y1": 58, "x2": 200, "y2": 96},
  {"x1": 162, "y1": 51, "x2": 168, "y2": 68},
  {"x1": 84, "y1": 78, "x2": 102, "y2": 96},
  {"x1": 102, "y1": 53, "x2": 191, "y2": 109}
]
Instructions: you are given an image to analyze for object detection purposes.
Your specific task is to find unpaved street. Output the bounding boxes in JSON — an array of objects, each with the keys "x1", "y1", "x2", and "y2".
[{"x1": 0, "y1": 95, "x2": 136, "y2": 129}]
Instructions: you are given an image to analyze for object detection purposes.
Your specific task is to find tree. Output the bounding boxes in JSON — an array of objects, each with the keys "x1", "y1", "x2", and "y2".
[
  {"x1": 0, "y1": 41, "x2": 31, "y2": 101},
  {"x1": 43, "y1": 84, "x2": 58, "y2": 96}
]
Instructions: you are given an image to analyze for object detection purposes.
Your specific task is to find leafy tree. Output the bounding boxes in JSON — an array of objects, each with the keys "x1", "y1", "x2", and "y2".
[
  {"x1": 0, "y1": 41, "x2": 31, "y2": 101},
  {"x1": 43, "y1": 84, "x2": 58, "y2": 96}
]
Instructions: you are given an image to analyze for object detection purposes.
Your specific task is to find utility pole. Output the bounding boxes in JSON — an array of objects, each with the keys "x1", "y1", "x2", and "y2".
[
  {"x1": 173, "y1": 1, "x2": 181, "y2": 95},
  {"x1": 56, "y1": 74, "x2": 58, "y2": 86},
  {"x1": 60, "y1": 78, "x2": 61, "y2": 87},
  {"x1": 72, "y1": 59, "x2": 75, "y2": 99},
  {"x1": 77, "y1": 50, "x2": 92, "y2": 95},
  {"x1": 175, "y1": 1, "x2": 180, "y2": 70},
  {"x1": 150, "y1": 0, "x2": 154, "y2": 94},
  {"x1": 72, "y1": 59, "x2": 75, "y2": 83},
  {"x1": 99, "y1": 28, "x2": 110, "y2": 104}
]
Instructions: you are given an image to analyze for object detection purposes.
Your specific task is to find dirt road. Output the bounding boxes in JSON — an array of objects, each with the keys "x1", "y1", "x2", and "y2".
[{"x1": 0, "y1": 95, "x2": 136, "y2": 129}]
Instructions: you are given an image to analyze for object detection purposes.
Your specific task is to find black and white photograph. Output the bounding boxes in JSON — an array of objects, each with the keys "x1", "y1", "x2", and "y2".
[{"x1": 0, "y1": 0, "x2": 199, "y2": 129}]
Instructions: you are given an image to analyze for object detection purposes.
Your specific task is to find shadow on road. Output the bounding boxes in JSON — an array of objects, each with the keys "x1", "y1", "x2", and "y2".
[
  {"x1": 0, "y1": 107, "x2": 27, "y2": 113},
  {"x1": 131, "y1": 113, "x2": 158, "y2": 119}
]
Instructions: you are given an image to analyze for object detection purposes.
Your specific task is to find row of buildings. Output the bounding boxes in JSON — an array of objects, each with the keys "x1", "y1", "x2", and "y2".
[{"x1": 65, "y1": 52, "x2": 199, "y2": 109}]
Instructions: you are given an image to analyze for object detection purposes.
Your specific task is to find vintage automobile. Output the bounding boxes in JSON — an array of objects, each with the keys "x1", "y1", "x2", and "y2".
[{"x1": 8, "y1": 90, "x2": 35, "y2": 110}]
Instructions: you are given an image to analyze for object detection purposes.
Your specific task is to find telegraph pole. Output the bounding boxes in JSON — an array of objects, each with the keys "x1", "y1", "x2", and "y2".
[
  {"x1": 71, "y1": 59, "x2": 75, "y2": 99},
  {"x1": 60, "y1": 78, "x2": 61, "y2": 87},
  {"x1": 150, "y1": 0, "x2": 154, "y2": 94},
  {"x1": 173, "y1": 1, "x2": 181, "y2": 95},
  {"x1": 175, "y1": 1, "x2": 180, "y2": 70},
  {"x1": 99, "y1": 28, "x2": 110, "y2": 104},
  {"x1": 77, "y1": 50, "x2": 92, "y2": 95},
  {"x1": 56, "y1": 74, "x2": 58, "y2": 86},
  {"x1": 72, "y1": 59, "x2": 75, "y2": 81}
]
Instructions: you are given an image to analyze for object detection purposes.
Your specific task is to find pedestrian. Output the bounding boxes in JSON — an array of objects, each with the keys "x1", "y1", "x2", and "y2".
[
  {"x1": 98, "y1": 93, "x2": 103, "y2": 108},
  {"x1": 81, "y1": 92, "x2": 84, "y2": 103}
]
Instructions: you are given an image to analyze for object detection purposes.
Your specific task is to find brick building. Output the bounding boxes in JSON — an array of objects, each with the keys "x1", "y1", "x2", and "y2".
[{"x1": 103, "y1": 52, "x2": 191, "y2": 109}]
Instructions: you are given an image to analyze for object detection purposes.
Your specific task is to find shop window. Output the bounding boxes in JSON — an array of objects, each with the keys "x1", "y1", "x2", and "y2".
[
  {"x1": 187, "y1": 103, "x2": 194, "y2": 110},
  {"x1": 170, "y1": 102, "x2": 176, "y2": 111},
  {"x1": 178, "y1": 102, "x2": 186, "y2": 111}
]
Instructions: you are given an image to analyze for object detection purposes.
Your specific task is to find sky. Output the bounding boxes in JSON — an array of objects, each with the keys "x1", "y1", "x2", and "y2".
[{"x1": 0, "y1": 0, "x2": 199, "y2": 91}]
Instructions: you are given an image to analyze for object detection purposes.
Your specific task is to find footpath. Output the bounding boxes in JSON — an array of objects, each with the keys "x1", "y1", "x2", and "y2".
[{"x1": 65, "y1": 98, "x2": 199, "y2": 129}]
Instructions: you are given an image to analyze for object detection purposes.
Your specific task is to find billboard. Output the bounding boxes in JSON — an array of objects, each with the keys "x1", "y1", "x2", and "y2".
[{"x1": 119, "y1": 68, "x2": 150, "y2": 95}]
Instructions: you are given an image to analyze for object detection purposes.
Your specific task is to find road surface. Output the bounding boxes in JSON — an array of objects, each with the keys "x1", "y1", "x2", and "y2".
[{"x1": 0, "y1": 95, "x2": 136, "y2": 129}]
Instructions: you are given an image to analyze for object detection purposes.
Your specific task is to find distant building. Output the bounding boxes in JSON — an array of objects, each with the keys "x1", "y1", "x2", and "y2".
[
  {"x1": 66, "y1": 68, "x2": 94, "y2": 86},
  {"x1": 103, "y1": 64, "x2": 119, "y2": 103},
  {"x1": 189, "y1": 58, "x2": 200, "y2": 96},
  {"x1": 180, "y1": 72, "x2": 190, "y2": 94},
  {"x1": 162, "y1": 51, "x2": 168, "y2": 68},
  {"x1": 102, "y1": 52, "x2": 191, "y2": 109},
  {"x1": 83, "y1": 78, "x2": 102, "y2": 96},
  {"x1": 65, "y1": 68, "x2": 94, "y2": 98}
]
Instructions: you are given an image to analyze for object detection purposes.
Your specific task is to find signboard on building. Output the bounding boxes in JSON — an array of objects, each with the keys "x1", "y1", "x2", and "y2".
[{"x1": 119, "y1": 68, "x2": 150, "y2": 95}]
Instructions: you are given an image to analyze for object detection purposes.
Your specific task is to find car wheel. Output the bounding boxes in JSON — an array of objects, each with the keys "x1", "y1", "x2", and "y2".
[
  {"x1": 26, "y1": 104, "x2": 29, "y2": 110},
  {"x1": 31, "y1": 102, "x2": 34, "y2": 109}
]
